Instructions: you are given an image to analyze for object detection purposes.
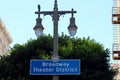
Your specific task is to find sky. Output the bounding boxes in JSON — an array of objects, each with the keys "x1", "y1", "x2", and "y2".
[{"x1": 0, "y1": 0, "x2": 115, "y2": 61}]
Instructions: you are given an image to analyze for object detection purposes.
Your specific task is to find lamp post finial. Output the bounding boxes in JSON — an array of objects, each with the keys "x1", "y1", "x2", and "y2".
[
  {"x1": 38, "y1": 4, "x2": 40, "y2": 18},
  {"x1": 54, "y1": 0, "x2": 58, "y2": 8}
]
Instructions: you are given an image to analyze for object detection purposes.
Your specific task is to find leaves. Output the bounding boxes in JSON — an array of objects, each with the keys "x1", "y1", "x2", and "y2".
[{"x1": 0, "y1": 35, "x2": 115, "y2": 80}]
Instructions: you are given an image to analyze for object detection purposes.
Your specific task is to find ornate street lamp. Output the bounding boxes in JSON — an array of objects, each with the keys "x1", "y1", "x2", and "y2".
[
  {"x1": 68, "y1": 9, "x2": 78, "y2": 36},
  {"x1": 33, "y1": 0, "x2": 77, "y2": 80},
  {"x1": 33, "y1": 17, "x2": 44, "y2": 37},
  {"x1": 33, "y1": 5, "x2": 44, "y2": 37}
]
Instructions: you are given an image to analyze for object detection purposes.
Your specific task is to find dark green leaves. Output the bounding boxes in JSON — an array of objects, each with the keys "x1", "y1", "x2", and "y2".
[{"x1": 0, "y1": 35, "x2": 115, "y2": 80}]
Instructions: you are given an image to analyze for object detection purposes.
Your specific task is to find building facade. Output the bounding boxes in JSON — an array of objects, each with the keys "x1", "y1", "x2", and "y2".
[
  {"x1": 0, "y1": 18, "x2": 12, "y2": 56},
  {"x1": 111, "y1": 63, "x2": 120, "y2": 80}
]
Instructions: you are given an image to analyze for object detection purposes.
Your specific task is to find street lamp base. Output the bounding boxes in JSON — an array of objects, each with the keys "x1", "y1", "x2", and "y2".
[{"x1": 51, "y1": 56, "x2": 59, "y2": 62}]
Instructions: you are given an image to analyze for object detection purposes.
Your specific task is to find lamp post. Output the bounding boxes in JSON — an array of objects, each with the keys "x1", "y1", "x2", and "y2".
[{"x1": 33, "y1": 0, "x2": 77, "y2": 80}]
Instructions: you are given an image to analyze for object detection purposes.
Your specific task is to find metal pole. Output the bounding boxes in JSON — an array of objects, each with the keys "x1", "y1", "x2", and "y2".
[
  {"x1": 53, "y1": 0, "x2": 59, "y2": 80},
  {"x1": 53, "y1": 75, "x2": 59, "y2": 80},
  {"x1": 53, "y1": 0, "x2": 58, "y2": 58}
]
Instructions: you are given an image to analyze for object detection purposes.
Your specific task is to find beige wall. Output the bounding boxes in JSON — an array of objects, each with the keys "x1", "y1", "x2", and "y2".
[
  {"x1": 0, "y1": 18, "x2": 12, "y2": 55},
  {"x1": 111, "y1": 63, "x2": 120, "y2": 80}
]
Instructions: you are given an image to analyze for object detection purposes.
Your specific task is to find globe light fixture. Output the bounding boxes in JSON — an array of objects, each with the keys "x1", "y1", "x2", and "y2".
[
  {"x1": 33, "y1": 5, "x2": 44, "y2": 37},
  {"x1": 68, "y1": 9, "x2": 77, "y2": 36},
  {"x1": 33, "y1": 18, "x2": 44, "y2": 37}
]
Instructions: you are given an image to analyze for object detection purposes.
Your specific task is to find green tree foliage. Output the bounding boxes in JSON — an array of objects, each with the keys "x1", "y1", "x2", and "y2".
[{"x1": 0, "y1": 35, "x2": 115, "y2": 80}]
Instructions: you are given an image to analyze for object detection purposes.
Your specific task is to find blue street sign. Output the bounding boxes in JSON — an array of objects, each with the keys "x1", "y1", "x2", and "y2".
[{"x1": 30, "y1": 59, "x2": 80, "y2": 75}]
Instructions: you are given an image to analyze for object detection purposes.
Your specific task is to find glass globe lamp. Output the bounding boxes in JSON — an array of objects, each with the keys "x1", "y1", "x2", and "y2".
[
  {"x1": 33, "y1": 18, "x2": 44, "y2": 37},
  {"x1": 68, "y1": 17, "x2": 77, "y2": 36}
]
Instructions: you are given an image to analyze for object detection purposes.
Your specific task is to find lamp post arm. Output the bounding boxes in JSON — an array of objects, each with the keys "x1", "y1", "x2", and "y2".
[
  {"x1": 58, "y1": 11, "x2": 77, "y2": 14},
  {"x1": 35, "y1": 11, "x2": 53, "y2": 16},
  {"x1": 35, "y1": 10, "x2": 77, "y2": 18}
]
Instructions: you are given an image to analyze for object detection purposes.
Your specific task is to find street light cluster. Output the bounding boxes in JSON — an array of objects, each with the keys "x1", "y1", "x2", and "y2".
[
  {"x1": 33, "y1": 1, "x2": 77, "y2": 37},
  {"x1": 33, "y1": 0, "x2": 77, "y2": 80}
]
